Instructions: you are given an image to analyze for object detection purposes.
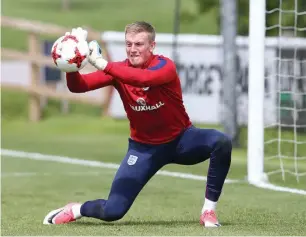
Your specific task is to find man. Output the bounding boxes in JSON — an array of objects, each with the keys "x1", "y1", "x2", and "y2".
[{"x1": 43, "y1": 22, "x2": 232, "y2": 228}]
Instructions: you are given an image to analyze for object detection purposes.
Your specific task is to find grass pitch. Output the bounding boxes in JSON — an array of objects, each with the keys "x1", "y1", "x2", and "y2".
[
  {"x1": 2, "y1": 0, "x2": 306, "y2": 235},
  {"x1": 1, "y1": 116, "x2": 306, "y2": 236}
]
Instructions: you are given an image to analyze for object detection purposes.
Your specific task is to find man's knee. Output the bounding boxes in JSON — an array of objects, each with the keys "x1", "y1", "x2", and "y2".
[
  {"x1": 102, "y1": 209, "x2": 125, "y2": 222},
  {"x1": 212, "y1": 130, "x2": 232, "y2": 154}
]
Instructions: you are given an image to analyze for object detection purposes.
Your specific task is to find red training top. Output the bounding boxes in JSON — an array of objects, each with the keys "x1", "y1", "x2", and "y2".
[{"x1": 66, "y1": 54, "x2": 192, "y2": 144}]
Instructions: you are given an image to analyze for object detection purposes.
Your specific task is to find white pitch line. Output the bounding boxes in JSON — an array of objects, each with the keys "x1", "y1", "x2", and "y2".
[
  {"x1": 2, "y1": 149, "x2": 305, "y2": 195},
  {"x1": 1, "y1": 149, "x2": 241, "y2": 184},
  {"x1": 250, "y1": 181, "x2": 306, "y2": 195},
  {"x1": 1, "y1": 171, "x2": 110, "y2": 178},
  {"x1": 2, "y1": 172, "x2": 39, "y2": 177}
]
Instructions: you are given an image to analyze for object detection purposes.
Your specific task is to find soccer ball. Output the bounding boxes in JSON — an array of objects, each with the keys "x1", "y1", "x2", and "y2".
[{"x1": 51, "y1": 35, "x2": 89, "y2": 72}]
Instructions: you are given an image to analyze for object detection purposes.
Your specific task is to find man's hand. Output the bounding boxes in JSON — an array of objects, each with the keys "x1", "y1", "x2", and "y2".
[
  {"x1": 68, "y1": 27, "x2": 88, "y2": 42},
  {"x1": 88, "y1": 40, "x2": 108, "y2": 71}
]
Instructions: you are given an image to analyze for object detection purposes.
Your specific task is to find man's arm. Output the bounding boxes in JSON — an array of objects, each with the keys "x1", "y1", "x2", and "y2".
[
  {"x1": 66, "y1": 71, "x2": 114, "y2": 93},
  {"x1": 103, "y1": 57, "x2": 176, "y2": 87}
]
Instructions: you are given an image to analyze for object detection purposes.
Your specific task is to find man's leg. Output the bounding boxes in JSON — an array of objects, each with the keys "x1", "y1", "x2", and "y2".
[
  {"x1": 43, "y1": 139, "x2": 171, "y2": 224},
  {"x1": 80, "y1": 142, "x2": 169, "y2": 222},
  {"x1": 173, "y1": 126, "x2": 232, "y2": 227}
]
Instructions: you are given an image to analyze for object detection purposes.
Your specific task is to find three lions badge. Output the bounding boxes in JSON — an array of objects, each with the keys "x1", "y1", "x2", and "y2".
[{"x1": 127, "y1": 155, "x2": 138, "y2": 165}]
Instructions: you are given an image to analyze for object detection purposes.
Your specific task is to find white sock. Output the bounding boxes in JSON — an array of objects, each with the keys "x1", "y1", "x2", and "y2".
[
  {"x1": 71, "y1": 203, "x2": 83, "y2": 219},
  {"x1": 202, "y1": 198, "x2": 217, "y2": 214}
]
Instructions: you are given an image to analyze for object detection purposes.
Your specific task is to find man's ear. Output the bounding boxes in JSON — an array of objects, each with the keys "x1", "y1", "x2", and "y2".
[{"x1": 150, "y1": 41, "x2": 156, "y2": 52}]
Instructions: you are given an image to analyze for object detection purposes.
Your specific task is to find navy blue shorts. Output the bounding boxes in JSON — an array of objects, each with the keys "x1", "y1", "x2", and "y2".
[
  {"x1": 104, "y1": 126, "x2": 230, "y2": 211},
  {"x1": 80, "y1": 125, "x2": 231, "y2": 221}
]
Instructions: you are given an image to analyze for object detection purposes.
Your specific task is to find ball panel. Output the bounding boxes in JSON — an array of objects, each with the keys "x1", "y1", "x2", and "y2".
[{"x1": 56, "y1": 58, "x2": 79, "y2": 72}]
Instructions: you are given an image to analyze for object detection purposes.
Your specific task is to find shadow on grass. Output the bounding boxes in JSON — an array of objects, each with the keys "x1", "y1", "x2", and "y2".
[{"x1": 74, "y1": 219, "x2": 232, "y2": 227}]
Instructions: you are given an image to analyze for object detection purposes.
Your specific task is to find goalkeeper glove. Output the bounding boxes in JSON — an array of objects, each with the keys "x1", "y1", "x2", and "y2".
[
  {"x1": 68, "y1": 27, "x2": 88, "y2": 42},
  {"x1": 88, "y1": 40, "x2": 108, "y2": 71}
]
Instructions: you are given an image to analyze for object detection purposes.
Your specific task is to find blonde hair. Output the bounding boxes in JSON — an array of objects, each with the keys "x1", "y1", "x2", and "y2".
[{"x1": 125, "y1": 21, "x2": 156, "y2": 41}]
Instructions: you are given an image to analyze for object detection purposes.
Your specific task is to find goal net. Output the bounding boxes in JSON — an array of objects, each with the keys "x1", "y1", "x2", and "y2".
[
  {"x1": 265, "y1": 0, "x2": 306, "y2": 186},
  {"x1": 248, "y1": 0, "x2": 306, "y2": 192}
]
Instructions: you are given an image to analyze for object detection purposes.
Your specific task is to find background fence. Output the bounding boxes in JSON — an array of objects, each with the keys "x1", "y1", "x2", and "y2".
[{"x1": 1, "y1": 16, "x2": 113, "y2": 122}]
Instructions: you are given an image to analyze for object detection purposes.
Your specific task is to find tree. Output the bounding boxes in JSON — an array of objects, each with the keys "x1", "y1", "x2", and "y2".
[{"x1": 195, "y1": 0, "x2": 306, "y2": 37}]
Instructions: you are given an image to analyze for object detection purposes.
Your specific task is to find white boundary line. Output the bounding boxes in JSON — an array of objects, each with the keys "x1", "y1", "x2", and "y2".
[
  {"x1": 1, "y1": 149, "x2": 240, "y2": 184},
  {"x1": 2, "y1": 149, "x2": 306, "y2": 195},
  {"x1": 1, "y1": 171, "x2": 112, "y2": 177},
  {"x1": 250, "y1": 181, "x2": 306, "y2": 195}
]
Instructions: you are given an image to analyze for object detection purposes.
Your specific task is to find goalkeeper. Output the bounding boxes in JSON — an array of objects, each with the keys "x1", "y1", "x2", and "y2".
[{"x1": 43, "y1": 22, "x2": 232, "y2": 228}]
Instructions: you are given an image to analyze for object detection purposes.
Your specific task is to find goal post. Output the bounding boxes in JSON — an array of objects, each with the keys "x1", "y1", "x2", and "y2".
[
  {"x1": 247, "y1": 0, "x2": 266, "y2": 184},
  {"x1": 248, "y1": 0, "x2": 306, "y2": 192}
]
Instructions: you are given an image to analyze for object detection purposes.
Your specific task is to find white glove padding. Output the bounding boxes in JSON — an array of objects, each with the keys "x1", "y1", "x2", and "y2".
[
  {"x1": 88, "y1": 40, "x2": 108, "y2": 70},
  {"x1": 70, "y1": 27, "x2": 88, "y2": 42}
]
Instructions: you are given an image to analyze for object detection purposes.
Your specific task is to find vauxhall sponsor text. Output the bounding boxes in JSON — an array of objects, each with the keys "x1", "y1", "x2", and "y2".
[{"x1": 130, "y1": 101, "x2": 165, "y2": 111}]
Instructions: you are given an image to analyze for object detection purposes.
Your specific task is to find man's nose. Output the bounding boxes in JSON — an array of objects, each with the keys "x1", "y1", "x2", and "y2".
[{"x1": 131, "y1": 44, "x2": 137, "y2": 52}]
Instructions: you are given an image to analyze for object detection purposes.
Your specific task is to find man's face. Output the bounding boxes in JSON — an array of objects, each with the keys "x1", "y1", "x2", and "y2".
[{"x1": 125, "y1": 32, "x2": 155, "y2": 67}]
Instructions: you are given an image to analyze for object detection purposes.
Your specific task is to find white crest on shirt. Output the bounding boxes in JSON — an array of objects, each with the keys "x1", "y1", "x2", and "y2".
[
  {"x1": 136, "y1": 97, "x2": 146, "y2": 106},
  {"x1": 142, "y1": 87, "x2": 150, "y2": 91},
  {"x1": 127, "y1": 155, "x2": 138, "y2": 165}
]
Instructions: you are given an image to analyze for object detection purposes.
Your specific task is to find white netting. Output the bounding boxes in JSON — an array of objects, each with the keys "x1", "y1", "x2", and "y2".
[{"x1": 264, "y1": 0, "x2": 306, "y2": 183}]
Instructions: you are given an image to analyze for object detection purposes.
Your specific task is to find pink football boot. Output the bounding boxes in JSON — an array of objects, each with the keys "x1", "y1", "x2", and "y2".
[
  {"x1": 43, "y1": 202, "x2": 81, "y2": 225},
  {"x1": 200, "y1": 210, "x2": 221, "y2": 227}
]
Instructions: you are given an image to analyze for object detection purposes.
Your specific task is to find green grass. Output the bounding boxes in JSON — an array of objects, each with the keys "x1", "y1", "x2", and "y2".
[
  {"x1": 2, "y1": 1, "x2": 306, "y2": 235},
  {"x1": 2, "y1": 0, "x2": 218, "y2": 51},
  {"x1": 2, "y1": 92, "x2": 306, "y2": 235},
  {"x1": 3, "y1": 155, "x2": 306, "y2": 236},
  {"x1": 1, "y1": 117, "x2": 306, "y2": 235}
]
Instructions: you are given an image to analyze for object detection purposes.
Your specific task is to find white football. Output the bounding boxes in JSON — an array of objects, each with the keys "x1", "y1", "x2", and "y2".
[{"x1": 51, "y1": 35, "x2": 89, "y2": 72}]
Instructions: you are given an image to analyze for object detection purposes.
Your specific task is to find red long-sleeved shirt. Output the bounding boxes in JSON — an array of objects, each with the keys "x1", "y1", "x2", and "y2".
[{"x1": 66, "y1": 54, "x2": 192, "y2": 144}]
